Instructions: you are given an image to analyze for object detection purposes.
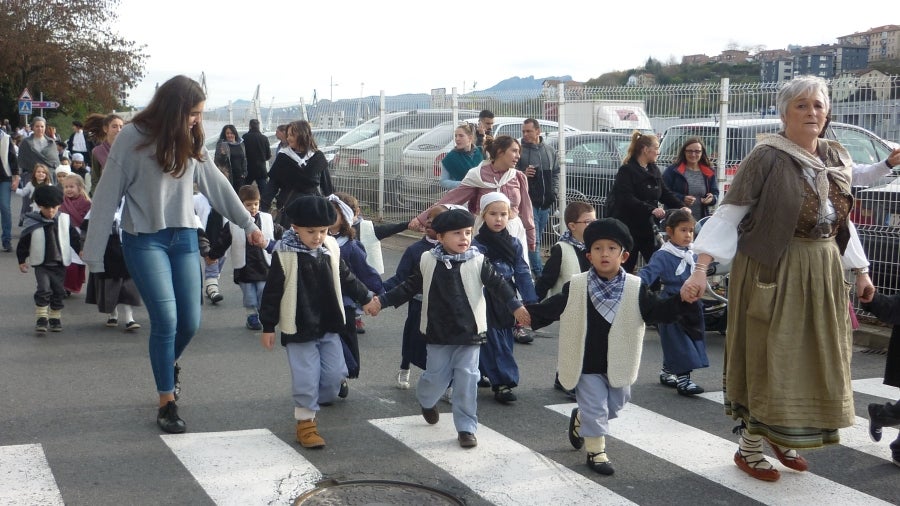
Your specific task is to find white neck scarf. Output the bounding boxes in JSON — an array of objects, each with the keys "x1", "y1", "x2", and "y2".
[
  {"x1": 460, "y1": 163, "x2": 516, "y2": 190},
  {"x1": 659, "y1": 241, "x2": 695, "y2": 276},
  {"x1": 279, "y1": 147, "x2": 315, "y2": 167}
]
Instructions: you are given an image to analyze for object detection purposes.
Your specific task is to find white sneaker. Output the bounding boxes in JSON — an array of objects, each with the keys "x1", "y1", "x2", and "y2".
[
  {"x1": 397, "y1": 369, "x2": 411, "y2": 389},
  {"x1": 440, "y1": 387, "x2": 453, "y2": 404}
]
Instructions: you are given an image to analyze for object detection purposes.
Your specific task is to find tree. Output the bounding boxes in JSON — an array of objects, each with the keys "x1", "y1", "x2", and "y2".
[{"x1": 0, "y1": 0, "x2": 147, "y2": 124}]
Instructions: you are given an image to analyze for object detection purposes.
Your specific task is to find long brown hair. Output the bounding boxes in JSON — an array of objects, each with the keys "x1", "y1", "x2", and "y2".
[
  {"x1": 624, "y1": 130, "x2": 659, "y2": 164},
  {"x1": 84, "y1": 113, "x2": 124, "y2": 143},
  {"x1": 288, "y1": 120, "x2": 317, "y2": 152},
  {"x1": 673, "y1": 137, "x2": 714, "y2": 168},
  {"x1": 131, "y1": 75, "x2": 207, "y2": 178}
]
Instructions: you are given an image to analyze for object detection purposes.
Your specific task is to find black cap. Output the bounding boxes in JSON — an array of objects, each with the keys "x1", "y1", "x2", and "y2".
[
  {"x1": 285, "y1": 195, "x2": 337, "y2": 227},
  {"x1": 33, "y1": 185, "x2": 64, "y2": 208},
  {"x1": 431, "y1": 208, "x2": 475, "y2": 233},
  {"x1": 583, "y1": 218, "x2": 633, "y2": 252}
]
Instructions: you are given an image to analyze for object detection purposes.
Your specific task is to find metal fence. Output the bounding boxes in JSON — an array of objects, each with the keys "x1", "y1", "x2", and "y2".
[{"x1": 205, "y1": 76, "x2": 900, "y2": 306}]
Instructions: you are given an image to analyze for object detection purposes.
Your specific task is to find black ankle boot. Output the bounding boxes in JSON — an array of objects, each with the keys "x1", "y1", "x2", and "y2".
[{"x1": 157, "y1": 401, "x2": 186, "y2": 434}]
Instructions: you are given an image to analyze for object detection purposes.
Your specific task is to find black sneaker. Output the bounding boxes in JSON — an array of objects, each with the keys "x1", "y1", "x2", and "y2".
[
  {"x1": 173, "y1": 363, "x2": 181, "y2": 401},
  {"x1": 659, "y1": 368, "x2": 678, "y2": 388},
  {"x1": 48, "y1": 318, "x2": 62, "y2": 332},
  {"x1": 554, "y1": 374, "x2": 577, "y2": 399},
  {"x1": 568, "y1": 408, "x2": 584, "y2": 449},
  {"x1": 477, "y1": 375, "x2": 492, "y2": 388},
  {"x1": 494, "y1": 386, "x2": 517, "y2": 404},
  {"x1": 868, "y1": 403, "x2": 884, "y2": 442},
  {"x1": 157, "y1": 401, "x2": 186, "y2": 434},
  {"x1": 513, "y1": 326, "x2": 534, "y2": 344},
  {"x1": 458, "y1": 431, "x2": 477, "y2": 448},
  {"x1": 35, "y1": 317, "x2": 49, "y2": 332},
  {"x1": 890, "y1": 438, "x2": 900, "y2": 467},
  {"x1": 421, "y1": 406, "x2": 439, "y2": 425},
  {"x1": 338, "y1": 379, "x2": 349, "y2": 398}
]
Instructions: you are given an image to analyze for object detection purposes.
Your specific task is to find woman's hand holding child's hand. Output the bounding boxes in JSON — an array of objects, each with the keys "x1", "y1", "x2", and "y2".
[
  {"x1": 363, "y1": 296, "x2": 382, "y2": 316},
  {"x1": 513, "y1": 306, "x2": 531, "y2": 327}
]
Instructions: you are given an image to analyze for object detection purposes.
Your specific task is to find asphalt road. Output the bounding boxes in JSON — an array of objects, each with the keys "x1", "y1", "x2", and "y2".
[{"x1": 1, "y1": 209, "x2": 898, "y2": 505}]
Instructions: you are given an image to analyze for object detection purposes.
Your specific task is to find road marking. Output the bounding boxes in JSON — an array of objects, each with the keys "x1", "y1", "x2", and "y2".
[
  {"x1": 161, "y1": 429, "x2": 321, "y2": 506},
  {"x1": 696, "y1": 390, "x2": 899, "y2": 461},
  {"x1": 547, "y1": 403, "x2": 892, "y2": 506},
  {"x1": 0, "y1": 444, "x2": 63, "y2": 506},
  {"x1": 852, "y1": 378, "x2": 899, "y2": 400},
  {"x1": 370, "y1": 415, "x2": 636, "y2": 506}
]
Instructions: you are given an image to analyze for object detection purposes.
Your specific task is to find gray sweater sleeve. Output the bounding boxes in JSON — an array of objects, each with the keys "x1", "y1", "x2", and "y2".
[{"x1": 195, "y1": 154, "x2": 257, "y2": 233}]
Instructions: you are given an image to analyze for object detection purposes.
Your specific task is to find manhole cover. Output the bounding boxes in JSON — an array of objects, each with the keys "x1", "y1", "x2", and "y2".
[{"x1": 294, "y1": 479, "x2": 464, "y2": 505}]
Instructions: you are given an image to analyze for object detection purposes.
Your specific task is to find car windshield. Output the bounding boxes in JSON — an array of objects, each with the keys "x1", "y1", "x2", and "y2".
[
  {"x1": 406, "y1": 124, "x2": 455, "y2": 152},
  {"x1": 331, "y1": 122, "x2": 381, "y2": 147}
]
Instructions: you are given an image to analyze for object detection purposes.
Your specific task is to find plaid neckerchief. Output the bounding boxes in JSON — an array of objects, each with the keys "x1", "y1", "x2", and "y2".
[
  {"x1": 588, "y1": 267, "x2": 626, "y2": 324},
  {"x1": 559, "y1": 230, "x2": 586, "y2": 252},
  {"x1": 430, "y1": 243, "x2": 481, "y2": 269},
  {"x1": 277, "y1": 228, "x2": 330, "y2": 257}
]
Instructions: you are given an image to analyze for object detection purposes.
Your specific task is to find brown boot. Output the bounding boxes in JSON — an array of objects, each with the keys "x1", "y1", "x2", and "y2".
[{"x1": 296, "y1": 419, "x2": 325, "y2": 448}]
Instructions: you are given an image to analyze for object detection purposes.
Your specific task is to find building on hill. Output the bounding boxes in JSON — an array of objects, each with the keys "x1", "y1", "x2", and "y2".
[
  {"x1": 682, "y1": 54, "x2": 711, "y2": 65},
  {"x1": 838, "y1": 25, "x2": 900, "y2": 63}
]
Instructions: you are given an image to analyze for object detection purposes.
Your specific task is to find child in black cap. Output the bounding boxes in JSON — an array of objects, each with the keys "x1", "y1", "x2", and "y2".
[
  {"x1": 368, "y1": 208, "x2": 531, "y2": 449},
  {"x1": 258, "y1": 194, "x2": 378, "y2": 449},
  {"x1": 526, "y1": 218, "x2": 694, "y2": 475},
  {"x1": 17, "y1": 185, "x2": 82, "y2": 332}
]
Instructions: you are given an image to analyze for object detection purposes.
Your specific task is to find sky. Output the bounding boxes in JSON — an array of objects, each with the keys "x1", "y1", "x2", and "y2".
[{"x1": 114, "y1": 0, "x2": 894, "y2": 108}]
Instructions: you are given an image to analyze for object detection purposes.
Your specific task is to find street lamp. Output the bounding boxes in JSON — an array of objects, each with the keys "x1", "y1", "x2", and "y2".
[{"x1": 330, "y1": 76, "x2": 339, "y2": 102}]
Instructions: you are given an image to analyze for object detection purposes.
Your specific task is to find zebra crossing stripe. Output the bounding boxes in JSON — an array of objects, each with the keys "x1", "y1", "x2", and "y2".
[
  {"x1": 0, "y1": 444, "x2": 63, "y2": 506},
  {"x1": 160, "y1": 429, "x2": 321, "y2": 506},
  {"x1": 546, "y1": 403, "x2": 892, "y2": 506},
  {"x1": 370, "y1": 414, "x2": 637, "y2": 506},
  {"x1": 852, "y1": 378, "x2": 899, "y2": 401},
  {"x1": 696, "y1": 390, "x2": 899, "y2": 462}
]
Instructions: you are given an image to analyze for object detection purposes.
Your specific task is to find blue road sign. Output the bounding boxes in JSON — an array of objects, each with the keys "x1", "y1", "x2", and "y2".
[{"x1": 18, "y1": 101, "x2": 32, "y2": 115}]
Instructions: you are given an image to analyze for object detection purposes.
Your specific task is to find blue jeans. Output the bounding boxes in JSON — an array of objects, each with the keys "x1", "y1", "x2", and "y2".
[
  {"x1": 528, "y1": 206, "x2": 551, "y2": 276},
  {"x1": 122, "y1": 228, "x2": 201, "y2": 394},
  {"x1": 240, "y1": 280, "x2": 266, "y2": 310},
  {"x1": 0, "y1": 181, "x2": 11, "y2": 247}
]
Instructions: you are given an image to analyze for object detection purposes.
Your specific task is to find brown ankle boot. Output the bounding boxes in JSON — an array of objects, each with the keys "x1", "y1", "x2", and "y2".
[{"x1": 296, "y1": 419, "x2": 325, "y2": 448}]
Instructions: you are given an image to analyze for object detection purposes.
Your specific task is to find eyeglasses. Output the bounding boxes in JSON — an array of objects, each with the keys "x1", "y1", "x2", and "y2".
[{"x1": 684, "y1": 149, "x2": 703, "y2": 154}]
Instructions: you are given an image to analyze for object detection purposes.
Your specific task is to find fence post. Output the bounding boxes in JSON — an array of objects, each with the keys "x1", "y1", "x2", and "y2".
[
  {"x1": 557, "y1": 82, "x2": 567, "y2": 231},
  {"x1": 377, "y1": 90, "x2": 386, "y2": 219},
  {"x1": 718, "y1": 78, "x2": 730, "y2": 188}
]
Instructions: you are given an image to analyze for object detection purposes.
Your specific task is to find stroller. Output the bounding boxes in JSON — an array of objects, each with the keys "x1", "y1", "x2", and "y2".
[
  {"x1": 695, "y1": 216, "x2": 728, "y2": 334},
  {"x1": 650, "y1": 214, "x2": 729, "y2": 334}
]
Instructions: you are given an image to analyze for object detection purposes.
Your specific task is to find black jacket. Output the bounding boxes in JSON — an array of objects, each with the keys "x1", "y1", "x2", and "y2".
[
  {"x1": 381, "y1": 256, "x2": 520, "y2": 345},
  {"x1": 259, "y1": 251, "x2": 372, "y2": 345},
  {"x1": 609, "y1": 158, "x2": 682, "y2": 241},
  {"x1": 261, "y1": 150, "x2": 328, "y2": 214},
  {"x1": 242, "y1": 129, "x2": 271, "y2": 181},
  {"x1": 861, "y1": 293, "x2": 900, "y2": 388}
]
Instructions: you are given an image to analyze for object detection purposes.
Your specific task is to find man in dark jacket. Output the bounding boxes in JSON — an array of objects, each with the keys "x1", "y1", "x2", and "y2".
[
  {"x1": 242, "y1": 119, "x2": 271, "y2": 189},
  {"x1": 516, "y1": 118, "x2": 559, "y2": 277}
]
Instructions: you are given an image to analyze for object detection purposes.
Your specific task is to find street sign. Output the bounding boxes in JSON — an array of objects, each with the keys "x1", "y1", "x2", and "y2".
[
  {"x1": 19, "y1": 88, "x2": 32, "y2": 101},
  {"x1": 18, "y1": 101, "x2": 32, "y2": 115},
  {"x1": 31, "y1": 101, "x2": 59, "y2": 109}
]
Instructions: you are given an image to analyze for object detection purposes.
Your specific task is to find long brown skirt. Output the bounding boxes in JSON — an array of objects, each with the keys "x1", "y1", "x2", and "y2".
[{"x1": 724, "y1": 237, "x2": 855, "y2": 449}]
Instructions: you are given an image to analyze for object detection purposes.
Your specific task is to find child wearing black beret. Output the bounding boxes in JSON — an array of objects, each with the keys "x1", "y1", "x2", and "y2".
[
  {"x1": 17, "y1": 185, "x2": 82, "y2": 332},
  {"x1": 368, "y1": 208, "x2": 531, "y2": 449},
  {"x1": 258, "y1": 194, "x2": 378, "y2": 449},
  {"x1": 526, "y1": 218, "x2": 694, "y2": 475}
]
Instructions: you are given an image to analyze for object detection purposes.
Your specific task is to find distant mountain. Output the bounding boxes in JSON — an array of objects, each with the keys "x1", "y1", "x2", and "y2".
[{"x1": 480, "y1": 75, "x2": 573, "y2": 93}]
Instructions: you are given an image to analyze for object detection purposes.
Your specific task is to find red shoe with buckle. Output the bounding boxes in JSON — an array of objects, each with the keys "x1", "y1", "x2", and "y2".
[
  {"x1": 766, "y1": 440, "x2": 809, "y2": 472},
  {"x1": 734, "y1": 451, "x2": 780, "y2": 482}
]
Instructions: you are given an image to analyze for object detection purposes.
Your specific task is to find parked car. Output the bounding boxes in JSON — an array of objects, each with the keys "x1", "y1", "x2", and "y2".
[
  {"x1": 396, "y1": 117, "x2": 580, "y2": 211},
  {"x1": 658, "y1": 119, "x2": 895, "y2": 190},
  {"x1": 329, "y1": 128, "x2": 429, "y2": 209},
  {"x1": 322, "y1": 109, "x2": 481, "y2": 153},
  {"x1": 313, "y1": 128, "x2": 351, "y2": 150},
  {"x1": 544, "y1": 131, "x2": 631, "y2": 215}
]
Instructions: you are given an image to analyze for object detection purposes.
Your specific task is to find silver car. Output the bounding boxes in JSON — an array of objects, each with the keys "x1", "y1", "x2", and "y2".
[{"x1": 396, "y1": 117, "x2": 580, "y2": 211}]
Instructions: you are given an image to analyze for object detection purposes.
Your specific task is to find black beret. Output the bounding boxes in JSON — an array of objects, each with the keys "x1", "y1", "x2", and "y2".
[
  {"x1": 285, "y1": 195, "x2": 337, "y2": 227},
  {"x1": 33, "y1": 185, "x2": 64, "y2": 208},
  {"x1": 583, "y1": 218, "x2": 633, "y2": 252},
  {"x1": 431, "y1": 208, "x2": 475, "y2": 233}
]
